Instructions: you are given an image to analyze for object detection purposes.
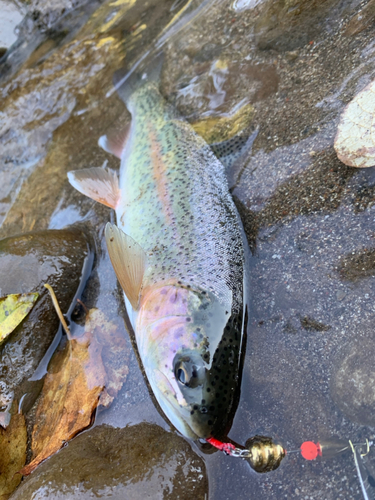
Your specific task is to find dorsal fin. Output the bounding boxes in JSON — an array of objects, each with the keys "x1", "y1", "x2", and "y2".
[
  {"x1": 105, "y1": 223, "x2": 147, "y2": 310},
  {"x1": 210, "y1": 128, "x2": 258, "y2": 171},
  {"x1": 98, "y1": 122, "x2": 131, "y2": 160},
  {"x1": 67, "y1": 168, "x2": 120, "y2": 209}
]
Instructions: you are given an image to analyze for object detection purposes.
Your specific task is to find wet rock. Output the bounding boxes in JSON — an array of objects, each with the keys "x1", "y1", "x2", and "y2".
[
  {"x1": 0, "y1": 228, "x2": 91, "y2": 423},
  {"x1": 13, "y1": 423, "x2": 208, "y2": 499},
  {"x1": 26, "y1": 0, "x2": 92, "y2": 31},
  {"x1": 331, "y1": 326, "x2": 375, "y2": 426}
]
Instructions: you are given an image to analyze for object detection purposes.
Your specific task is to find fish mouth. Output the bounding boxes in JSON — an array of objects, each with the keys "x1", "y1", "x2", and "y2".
[
  {"x1": 170, "y1": 401, "x2": 216, "y2": 440},
  {"x1": 152, "y1": 369, "x2": 215, "y2": 439}
]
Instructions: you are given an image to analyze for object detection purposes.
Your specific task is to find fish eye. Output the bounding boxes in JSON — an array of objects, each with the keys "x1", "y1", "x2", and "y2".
[
  {"x1": 174, "y1": 356, "x2": 202, "y2": 388},
  {"x1": 177, "y1": 367, "x2": 188, "y2": 385}
]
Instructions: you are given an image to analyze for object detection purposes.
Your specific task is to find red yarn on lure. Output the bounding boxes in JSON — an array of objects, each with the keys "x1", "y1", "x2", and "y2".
[{"x1": 206, "y1": 437, "x2": 236, "y2": 455}]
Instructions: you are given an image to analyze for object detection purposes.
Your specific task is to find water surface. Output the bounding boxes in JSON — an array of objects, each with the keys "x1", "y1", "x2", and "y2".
[{"x1": 2, "y1": 0, "x2": 375, "y2": 498}]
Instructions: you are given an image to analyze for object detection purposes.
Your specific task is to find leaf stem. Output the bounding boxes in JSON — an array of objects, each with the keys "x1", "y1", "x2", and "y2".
[
  {"x1": 44, "y1": 284, "x2": 72, "y2": 340},
  {"x1": 76, "y1": 298, "x2": 89, "y2": 315}
]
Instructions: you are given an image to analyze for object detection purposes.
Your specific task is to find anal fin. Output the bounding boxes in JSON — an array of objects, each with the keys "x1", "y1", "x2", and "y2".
[
  {"x1": 68, "y1": 167, "x2": 120, "y2": 209},
  {"x1": 105, "y1": 223, "x2": 147, "y2": 310}
]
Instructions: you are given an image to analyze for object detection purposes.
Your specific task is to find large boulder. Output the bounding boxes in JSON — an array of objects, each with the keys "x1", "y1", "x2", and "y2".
[
  {"x1": 0, "y1": 228, "x2": 91, "y2": 424},
  {"x1": 12, "y1": 423, "x2": 208, "y2": 499}
]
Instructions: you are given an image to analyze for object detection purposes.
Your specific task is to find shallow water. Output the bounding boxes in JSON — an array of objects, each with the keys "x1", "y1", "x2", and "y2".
[{"x1": 2, "y1": 0, "x2": 375, "y2": 498}]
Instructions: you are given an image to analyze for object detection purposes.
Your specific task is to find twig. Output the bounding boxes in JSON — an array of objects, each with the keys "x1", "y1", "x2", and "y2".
[{"x1": 44, "y1": 284, "x2": 72, "y2": 340}]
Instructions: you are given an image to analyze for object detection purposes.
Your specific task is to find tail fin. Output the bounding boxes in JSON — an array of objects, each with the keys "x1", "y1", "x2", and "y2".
[{"x1": 112, "y1": 51, "x2": 165, "y2": 105}]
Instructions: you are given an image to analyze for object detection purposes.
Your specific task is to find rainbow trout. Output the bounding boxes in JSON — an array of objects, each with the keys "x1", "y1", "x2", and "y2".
[{"x1": 68, "y1": 78, "x2": 248, "y2": 440}]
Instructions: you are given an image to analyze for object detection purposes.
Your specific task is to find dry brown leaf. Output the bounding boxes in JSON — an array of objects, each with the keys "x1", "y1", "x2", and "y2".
[
  {"x1": 334, "y1": 80, "x2": 375, "y2": 168},
  {"x1": 20, "y1": 329, "x2": 106, "y2": 476},
  {"x1": 20, "y1": 306, "x2": 129, "y2": 476},
  {"x1": 0, "y1": 411, "x2": 27, "y2": 499}
]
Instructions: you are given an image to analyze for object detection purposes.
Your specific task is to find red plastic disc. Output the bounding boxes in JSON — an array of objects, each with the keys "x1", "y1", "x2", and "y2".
[{"x1": 300, "y1": 441, "x2": 320, "y2": 460}]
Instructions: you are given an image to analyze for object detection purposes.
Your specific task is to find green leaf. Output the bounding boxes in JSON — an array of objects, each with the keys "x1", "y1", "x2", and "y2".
[{"x1": 0, "y1": 293, "x2": 39, "y2": 345}]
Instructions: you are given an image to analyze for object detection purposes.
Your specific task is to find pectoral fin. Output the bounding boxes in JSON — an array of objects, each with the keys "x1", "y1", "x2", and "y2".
[
  {"x1": 105, "y1": 223, "x2": 147, "y2": 310},
  {"x1": 67, "y1": 168, "x2": 120, "y2": 209},
  {"x1": 98, "y1": 122, "x2": 130, "y2": 159}
]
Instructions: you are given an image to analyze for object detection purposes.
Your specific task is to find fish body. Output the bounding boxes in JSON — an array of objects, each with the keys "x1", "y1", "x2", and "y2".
[{"x1": 68, "y1": 82, "x2": 248, "y2": 439}]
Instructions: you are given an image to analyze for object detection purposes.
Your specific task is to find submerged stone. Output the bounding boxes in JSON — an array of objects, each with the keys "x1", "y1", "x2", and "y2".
[
  {"x1": 331, "y1": 325, "x2": 375, "y2": 426},
  {"x1": 13, "y1": 423, "x2": 208, "y2": 499},
  {"x1": 0, "y1": 228, "x2": 91, "y2": 423}
]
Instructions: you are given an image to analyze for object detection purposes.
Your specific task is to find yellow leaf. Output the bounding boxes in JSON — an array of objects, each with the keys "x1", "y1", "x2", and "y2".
[
  {"x1": 0, "y1": 411, "x2": 27, "y2": 498},
  {"x1": 0, "y1": 293, "x2": 38, "y2": 346},
  {"x1": 191, "y1": 102, "x2": 254, "y2": 143}
]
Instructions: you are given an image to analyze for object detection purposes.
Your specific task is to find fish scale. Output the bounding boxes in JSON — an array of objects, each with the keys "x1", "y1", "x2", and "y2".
[
  {"x1": 122, "y1": 83, "x2": 243, "y2": 307},
  {"x1": 68, "y1": 80, "x2": 248, "y2": 440}
]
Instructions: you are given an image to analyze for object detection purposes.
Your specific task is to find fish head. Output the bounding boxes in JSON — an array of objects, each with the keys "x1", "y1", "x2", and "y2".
[{"x1": 136, "y1": 283, "x2": 244, "y2": 439}]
